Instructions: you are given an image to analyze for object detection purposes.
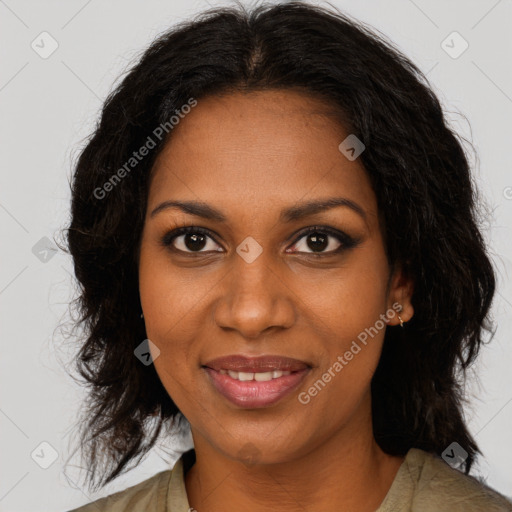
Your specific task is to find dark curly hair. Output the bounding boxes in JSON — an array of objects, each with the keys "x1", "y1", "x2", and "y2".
[{"x1": 62, "y1": 0, "x2": 496, "y2": 492}]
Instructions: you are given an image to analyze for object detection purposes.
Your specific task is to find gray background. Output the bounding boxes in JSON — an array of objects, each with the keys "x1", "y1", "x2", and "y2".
[{"x1": 0, "y1": 0, "x2": 511, "y2": 510}]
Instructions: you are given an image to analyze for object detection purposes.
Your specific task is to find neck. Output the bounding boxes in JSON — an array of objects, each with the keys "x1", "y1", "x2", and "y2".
[{"x1": 184, "y1": 405, "x2": 405, "y2": 512}]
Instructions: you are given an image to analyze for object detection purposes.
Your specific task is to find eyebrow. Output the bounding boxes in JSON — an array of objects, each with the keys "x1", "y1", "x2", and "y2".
[{"x1": 150, "y1": 197, "x2": 367, "y2": 222}]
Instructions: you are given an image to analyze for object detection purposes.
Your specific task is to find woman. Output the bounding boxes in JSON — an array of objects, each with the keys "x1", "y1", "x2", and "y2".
[{"x1": 64, "y1": 2, "x2": 511, "y2": 511}]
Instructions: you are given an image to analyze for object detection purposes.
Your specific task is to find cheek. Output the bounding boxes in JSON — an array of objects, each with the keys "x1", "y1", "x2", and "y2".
[
  {"x1": 302, "y1": 249, "x2": 390, "y2": 390},
  {"x1": 138, "y1": 245, "x2": 213, "y2": 340},
  {"x1": 306, "y1": 247, "x2": 389, "y2": 337},
  {"x1": 138, "y1": 244, "x2": 222, "y2": 409},
  {"x1": 138, "y1": 247, "x2": 192, "y2": 393}
]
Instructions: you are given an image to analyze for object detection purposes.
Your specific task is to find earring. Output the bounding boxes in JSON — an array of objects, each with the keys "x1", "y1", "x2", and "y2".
[
  {"x1": 397, "y1": 303, "x2": 404, "y2": 328},
  {"x1": 140, "y1": 311, "x2": 144, "y2": 319}
]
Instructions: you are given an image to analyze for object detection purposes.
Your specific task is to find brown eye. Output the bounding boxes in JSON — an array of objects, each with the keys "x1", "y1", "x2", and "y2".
[
  {"x1": 161, "y1": 227, "x2": 223, "y2": 253},
  {"x1": 298, "y1": 231, "x2": 332, "y2": 252},
  {"x1": 287, "y1": 226, "x2": 360, "y2": 255}
]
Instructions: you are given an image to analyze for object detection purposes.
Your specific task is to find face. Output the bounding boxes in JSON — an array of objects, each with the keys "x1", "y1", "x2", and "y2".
[{"x1": 138, "y1": 89, "x2": 413, "y2": 465}]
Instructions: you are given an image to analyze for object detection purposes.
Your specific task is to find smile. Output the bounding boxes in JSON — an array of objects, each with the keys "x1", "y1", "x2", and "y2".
[
  {"x1": 218, "y1": 369, "x2": 292, "y2": 381},
  {"x1": 204, "y1": 367, "x2": 310, "y2": 408}
]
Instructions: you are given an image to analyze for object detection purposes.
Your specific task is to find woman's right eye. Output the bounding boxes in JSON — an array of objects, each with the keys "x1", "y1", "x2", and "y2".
[{"x1": 161, "y1": 227, "x2": 224, "y2": 253}]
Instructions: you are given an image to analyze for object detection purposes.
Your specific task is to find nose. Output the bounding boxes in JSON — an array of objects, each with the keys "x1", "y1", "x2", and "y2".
[{"x1": 213, "y1": 251, "x2": 296, "y2": 339}]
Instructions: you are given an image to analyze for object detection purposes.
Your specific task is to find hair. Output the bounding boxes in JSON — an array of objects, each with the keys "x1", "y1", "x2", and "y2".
[{"x1": 62, "y1": 0, "x2": 496, "y2": 492}]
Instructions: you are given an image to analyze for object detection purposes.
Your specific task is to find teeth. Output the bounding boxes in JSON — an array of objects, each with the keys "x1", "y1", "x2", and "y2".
[
  {"x1": 255, "y1": 372, "x2": 273, "y2": 382},
  {"x1": 220, "y1": 369, "x2": 292, "y2": 381},
  {"x1": 227, "y1": 370, "x2": 254, "y2": 381}
]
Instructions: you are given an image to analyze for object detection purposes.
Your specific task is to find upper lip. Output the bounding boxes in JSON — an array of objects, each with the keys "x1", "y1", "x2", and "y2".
[{"x1": 203, "y1": 355, "x2": 310, "y2": 373}]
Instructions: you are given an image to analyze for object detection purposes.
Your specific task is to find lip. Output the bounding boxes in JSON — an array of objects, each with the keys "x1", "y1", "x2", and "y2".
[
  {"x1": 203, "y1": 354, "x2": 310, "y2": 373},
  {"x1": 204, "y1": 367, "x2": 310, "y2": 408}
]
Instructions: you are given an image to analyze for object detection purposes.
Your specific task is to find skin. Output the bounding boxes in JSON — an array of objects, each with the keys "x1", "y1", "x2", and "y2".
[{"x1": 138, "y1": 89, "x2": 414, "y2": 512}]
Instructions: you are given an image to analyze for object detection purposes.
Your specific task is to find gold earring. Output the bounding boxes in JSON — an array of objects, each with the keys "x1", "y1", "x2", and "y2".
[{"x1": 397, "y1": 304, "x2": 404, "y2": 327}]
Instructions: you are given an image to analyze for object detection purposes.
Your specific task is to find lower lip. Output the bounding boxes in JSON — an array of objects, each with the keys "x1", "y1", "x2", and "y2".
[{"x1": 204, "y1": 367, "x2": 310, "y2": 408}]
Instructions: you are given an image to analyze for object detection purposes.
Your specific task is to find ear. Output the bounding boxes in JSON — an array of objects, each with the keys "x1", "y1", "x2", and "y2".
[{"x1": 386, "y1": 262, "x2": 414, "y2": 326}]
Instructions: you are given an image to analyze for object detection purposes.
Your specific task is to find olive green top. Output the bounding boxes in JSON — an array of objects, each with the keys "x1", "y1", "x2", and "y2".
[{"x1": 67, "y1": 448, "x2": 512, "y2": 511}]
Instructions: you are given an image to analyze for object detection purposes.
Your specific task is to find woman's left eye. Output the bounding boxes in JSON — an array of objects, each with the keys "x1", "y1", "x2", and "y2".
[
  {"x1": 160, "y1": 226, "x2": 359, "y2": 255},
  {"x1": 287, "y1": 227, "x2": 358, "y2": 255},
  {"x1": 289, "y1": 231, "x2": 340, "y2": 254}
]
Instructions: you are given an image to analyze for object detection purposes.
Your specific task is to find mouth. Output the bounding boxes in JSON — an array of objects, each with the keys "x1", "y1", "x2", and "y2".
[
  {"x1": 203, "y1": 354, "x2": 310, "y2": 373},
  {"x1": 202, "y1": 354, "x2": 311, "y2": 408}
]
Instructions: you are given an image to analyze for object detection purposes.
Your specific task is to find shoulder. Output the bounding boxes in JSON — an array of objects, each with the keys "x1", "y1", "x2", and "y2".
[
  {"x1": 406, "y1": 448, "x2": 512, "y2": 512},
  {"x1": 66, "y1": 469, "x2": 172, "y2": 512}
]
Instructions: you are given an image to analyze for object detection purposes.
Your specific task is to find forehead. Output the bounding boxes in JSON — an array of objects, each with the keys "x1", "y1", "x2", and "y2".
[{"x1": 148, "y1": 90, "x2": 377, "y2": 220}]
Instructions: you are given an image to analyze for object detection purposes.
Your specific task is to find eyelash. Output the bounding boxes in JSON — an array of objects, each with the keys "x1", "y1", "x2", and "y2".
[{"x1": 160, "y1": 225, "x2": 360, "y2": 257}]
